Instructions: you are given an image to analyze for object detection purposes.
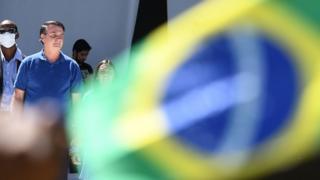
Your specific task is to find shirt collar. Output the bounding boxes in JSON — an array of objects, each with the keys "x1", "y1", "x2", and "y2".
[{"x1": 40, "y1": 49, "x2": 64, "y2": 64}]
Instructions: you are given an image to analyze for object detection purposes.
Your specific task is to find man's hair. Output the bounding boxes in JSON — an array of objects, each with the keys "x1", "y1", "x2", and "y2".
[
  {"x1": 72, "y1": 39, "x2": 92, "y2": 52},
  {"x1": 0, "y1": 19, "x2": 18, "y2": 32},
  {"x1": 39, "y1": 20, "x2": 65, "y2": 36}
]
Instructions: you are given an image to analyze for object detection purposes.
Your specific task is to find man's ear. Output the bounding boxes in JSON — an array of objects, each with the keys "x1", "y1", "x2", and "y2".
[{"x1": 40, "y1": 34, "x2": 45, "y2": 44}]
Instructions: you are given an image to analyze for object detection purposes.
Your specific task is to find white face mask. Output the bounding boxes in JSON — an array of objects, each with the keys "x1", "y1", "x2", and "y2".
[{"x1": 0, "y1": 32, "x2": 16, "y2": 48}]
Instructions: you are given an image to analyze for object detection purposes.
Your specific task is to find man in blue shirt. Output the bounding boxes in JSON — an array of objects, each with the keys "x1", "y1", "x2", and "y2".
[
  {"x1": 0, "y1": 20, "x2": 24, "y2": 111},
  {"x1": 12, "y1": 20, "x2": 82, "y2": 180},
  {"x1": 12, "y1": 20, "x2": 82, "y2": 115}
]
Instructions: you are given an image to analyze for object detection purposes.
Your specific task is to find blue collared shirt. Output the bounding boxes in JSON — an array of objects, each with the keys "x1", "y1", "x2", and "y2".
[
  {"x1": 0, "y1": 48, "x2": 23, "y2": 111},
  {"x1": 14, "y1": 50, "x2": 82, "y2": 114}
]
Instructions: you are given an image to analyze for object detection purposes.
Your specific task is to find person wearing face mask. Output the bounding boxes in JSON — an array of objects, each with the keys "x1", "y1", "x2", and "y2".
[{"x1": 0, "y1": 19, "x2": 24, "y2": 112}]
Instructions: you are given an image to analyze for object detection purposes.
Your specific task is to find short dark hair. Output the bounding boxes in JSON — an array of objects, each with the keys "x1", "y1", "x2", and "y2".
[
  {"x1": 0, "y1": 19, "x2": 18, "y2": 32},
  {"x1": 72, "y1": 39, "x2": 92, "y2": 52},
  {"x1": 40, "y1": 20, "x2": 65, "y2": 36}
]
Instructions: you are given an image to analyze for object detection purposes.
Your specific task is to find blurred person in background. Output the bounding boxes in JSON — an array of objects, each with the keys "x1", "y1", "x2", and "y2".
[
  {"x1": 75, "y1": 59, "x2": 115, "y2": 180},
  {"x1": 72, "y1": 39, "x2": 93, "y2": 83},
  {"x1": 95, "y1": 59, "x2": 115, "y2": 84}
]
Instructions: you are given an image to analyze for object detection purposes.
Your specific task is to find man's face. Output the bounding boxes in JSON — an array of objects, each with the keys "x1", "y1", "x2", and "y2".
[
  {"x1": 74, "y1": 50, "x2": 89, "y2": 64},
  {"x1": 41, "y1": 24, "x2": 64, "y2": 51}
]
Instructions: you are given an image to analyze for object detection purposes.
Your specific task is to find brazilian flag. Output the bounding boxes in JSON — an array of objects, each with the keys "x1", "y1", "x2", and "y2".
[{"x1": 69, "y1": 0, "x2": 320, "y2": 179}]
